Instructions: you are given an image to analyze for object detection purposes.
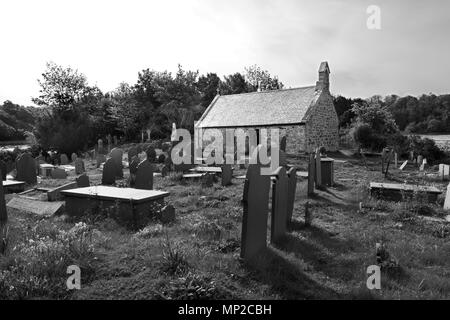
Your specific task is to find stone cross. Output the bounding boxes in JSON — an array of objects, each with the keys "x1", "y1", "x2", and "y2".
[
  {"x1": 271, "y1": 166, "x2": 288, "y2": 244},
  {"x1": 16, "y1": 153, "x2": 37, "y2": 184},
  {"x1": 240, "y1": 162, "x2": 271, "y2": 261},
  {"x1": 102, "y1": 158, "x2": 117, "y2": 185},
  {"x1": 135, "y1": 159, "x2": 154, "y2": 190}
]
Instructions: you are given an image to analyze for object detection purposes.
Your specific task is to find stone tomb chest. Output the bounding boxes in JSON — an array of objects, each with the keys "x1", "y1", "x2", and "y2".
[
  {"x1": 61, "y1": 186, "x2": 170, "y2": 229},
  {"x1": 369, "y1": 182, "x2": 441, "y2": 203}
]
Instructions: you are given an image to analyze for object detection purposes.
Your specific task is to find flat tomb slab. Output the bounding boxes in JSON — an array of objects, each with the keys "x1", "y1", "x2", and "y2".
[
  {"x1": 183, "y1": 173, "x2": 206, "y2": 179},
  {"x1": 370, "y1": 182, "x2": 442, "y2": 202},
  {"x1": 7, "y1": 197, "x2": 64, "y2": 216},
  {"x1": 189, "y1": 166, "x2": 222, "y2": 173},
  {"x1": 60, "y1": 186, "x2": 169, "y2": 204},
  {"x1": 296, "y1": 171, "x2": 309, "y2": 178},
  {"x1": 61, "y1": 186, "x2": 170, "y2": 229},
  {"x1": 2, "y1": 180, "x2": 26, "y2": 193}
]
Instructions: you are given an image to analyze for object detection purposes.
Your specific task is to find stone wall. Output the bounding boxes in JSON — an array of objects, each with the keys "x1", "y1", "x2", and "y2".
[{"x1": 304, "y1": 92, "x2": 339, "y2": 152}]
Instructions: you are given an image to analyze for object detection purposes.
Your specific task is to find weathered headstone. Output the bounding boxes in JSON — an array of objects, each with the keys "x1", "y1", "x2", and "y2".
[
  {"x1": 221, "y1": 164, "x2": 232, "y2": 186},
  {"x1": 16, "y1": 153, "x2": 37, "y2": 184},
  {"x1": 444, "y1": 183, "x2": 450, "y2": 210},
  {"x1": 170, "y1": 123, "x2": 177, "y2": 142},
  {"x1": 0, "y1": 160, "x2": 6, "y2": 180},
  {"x1": 98, "y1": 138, "x2": 106, "y2": 155},
  {"x1": 71, "y1": 153, "x2": 77, "y2": 162},
  {"x1": 280, "y1": 136, "x2": 287, "y2": 152},
  {"x1": 145, "y1": 146, "x2": 157, "y2": 163},
  {"x1": 394, "y1": 152, "x2": 398, "y2": 168},
  {"x1": 417, "y1": 155, "x2": 424, "y2": 168},
  {"x1": 146, "y1": 129, "x2": 151, "y2": 142},
  {"x1": 60, "y1": 154, "x2": 69, "y2": 165},
  {"x1": 74, "y1": 158, "x2": 85, "y2": 174},
  {"x1": 315, "y1": 149, "x2": 322, "y2": 188},
  {"x1": 420, "y1": 158, "x2": 427, "y2": 171},
  {"x1": 240, "y1": 162, "x2": 271, "y2": 261},
  {"x1": 102, "y1": 158, "x2": 117, "y2": 185},
  {"x1": 286, "y1": 167, "x2": 297, "y2": 224},
  {"x1": 271, "y1": 167, "x2": 288, "y2": 244},
  {"x1": 134, "y1": 159, "x2": 153, "y2": 190},
  {"x1": 0, "y1": 168, "x2": 7, "y2": 223},
  {"x1": 399, "y1": 160, "x2": 408, "y2": 171},
  {"x1": 113, "y1": 135, "x2": 118, "y2": 146},
  {"x1": 76, "y1": 173, "x2": 90, "y2": 188},
  {"x1": 159, "y1": 204, "x2": 175, "y2": 223},
  {"x1": 109, "y1": 147, "x2": 124, "y2": 178},
  {"x1": 128, "y1": 146, "x2": 138, "y2": 162},
  {"x1": 51, "y1": 168, "x2": 67, "y2": 179},
  {"x1": 308, "y1": 153, "x2": 315, "y2": 196}
]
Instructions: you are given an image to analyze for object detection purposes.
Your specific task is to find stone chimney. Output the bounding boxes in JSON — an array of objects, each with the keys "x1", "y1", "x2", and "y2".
[{"x1": 315, "y1": 61, "x2": 330, "y2": 92}]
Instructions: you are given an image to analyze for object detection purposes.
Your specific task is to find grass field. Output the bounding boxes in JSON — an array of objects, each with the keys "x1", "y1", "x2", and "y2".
[{"x1": 1, "y1": 152, "x2": 449, "y2": 299}]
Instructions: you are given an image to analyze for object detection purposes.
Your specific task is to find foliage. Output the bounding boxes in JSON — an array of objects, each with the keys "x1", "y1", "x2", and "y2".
[
  {"x1": 244, "y1": 65, "x2": 284, "y2": 91},
  {"x1": 408, "y1": 135, "x2": 444, "y2": 163}
]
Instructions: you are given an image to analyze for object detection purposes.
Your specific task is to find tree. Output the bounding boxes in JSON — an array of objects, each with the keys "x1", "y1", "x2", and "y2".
[
  {"x1": 32, "y1": 62, "x2": 101, "y2": 112},
  {"x1": 219, "y1": 73, "x2": 250, "y2": 95},
  {"x1": 197, "y1": 73, "x2": 220, "y2": 107},
  {"x1": 244, "y1": 65, "x2": 283, "y2": 91}
]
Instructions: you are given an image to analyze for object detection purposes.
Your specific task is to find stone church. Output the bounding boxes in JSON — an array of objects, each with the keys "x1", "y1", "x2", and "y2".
[{"x1": 195, "y1": 61, "x2": 339, "y2": 154}]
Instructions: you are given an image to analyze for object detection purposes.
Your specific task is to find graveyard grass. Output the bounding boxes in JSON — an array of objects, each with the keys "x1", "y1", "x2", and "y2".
[{"x1": 1, "y1": 153, "x2": 450, "y2": 299}]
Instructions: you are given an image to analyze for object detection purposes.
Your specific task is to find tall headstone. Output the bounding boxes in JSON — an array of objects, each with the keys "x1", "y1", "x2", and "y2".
[
  {"x1": 146, "y1": 129, "x2": 151, "y2": 142},
  {"x1": 146, "y1": 146, "x2": 157, "y2": 163},
  {"x1": 60, "y1": 154, "x2": 69, "y2": 165},
  {"x1": 170, "y1": 123, "x2": 177, "y2": 142},
  {"x1": 271, "y1": 167, "x2": 288, "y2": 244},
  {"x1": 0, "y1": 160, "x2": 6, "y2": 180},
  {"x1": 71, "y1": 153, "x2": 77, "y2": 162},
  {"x1": 315, "y1": 148, "x2": 322, "y2": 188},
  {"x1": 0, "y1": 168, "x2": 6, "y2": 224},
  {"x1": 109, "y1": 147, "x2": 124, "y2": 178},
  {"x1": 128, "y1": 146, "x2": 138, "y2": 162},
  {"x1": 221, "y1": 164, "x2": 232, "y2": 186},
  {"x1": 241, "y1": 162, "x2": 271, "y2": 261},
  {"x1": 98, "y1": 139, "x2": 105, "y2": 155},
  {"x1": 102, "y1": 158, "x2": 117, "y2": 185},
  {"x1": 134, "y1": 159, "x2": 153, "y2": 190},
  {"x1": 16, "y1": 153, "x2": 37, "y2": 184},
  {"x1": 444, "y1": 183, "x2": 450, "y2": 210},
  {"x1": 96, "y1": 154, "x2": 106, "y2": 168},
  {"x1": 286, "y1": 167, "x2": 297, "y2": 224},
  {"x1": 308, "y1": 153, "x2": 315, "y2": 196},
  {"x1": 420, "y1": 158, "x2": 426, "y2": 171},
  {"x1": 74, "y1": 158, "x2": 85, "y2": 174},
  {"x1": 51, "y1": 168, "x2": 67, "y2": 179},
  {"x1": 394, "y1": 152, "x2": 398, "y2": 168},
  {"x1": 129, "y1": 156, "x2": 140, "y2": 186},
  {"x1": 76, "y1": 173, "x2": 90, "y2": 188}
]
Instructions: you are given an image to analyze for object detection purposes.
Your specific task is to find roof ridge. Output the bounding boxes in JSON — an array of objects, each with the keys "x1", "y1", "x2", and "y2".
[{"x1": 219, "y1": 85, "x2": 315, "y2": 98}]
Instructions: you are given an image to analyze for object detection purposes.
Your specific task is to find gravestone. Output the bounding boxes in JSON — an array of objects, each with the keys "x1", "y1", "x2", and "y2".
[
  {"x1": 60, "y1": 154, "x2": 69, "y2": 165},
  {"x1": 0, "y1": 160, "x2": 6, "y2": 180},
  {"x1": 308, "y1": 153, "x2": 315, "y2": 196},
  {"x1": 417, "y1": 155, "x2": 424, "y2": 168},
  {"x1": 102, "y1": 158, "x2": 117, "y2": 185},
  {"x1": 146, "y1": 129, "x2": 151, "y2": 142},
  {"x1": 16, "y1": 153, "x2": 37, "y2": 184},
  {"x1": 271, "y1": 167, "x2": 288, "y2": 244},
  {"x1": 109, "y1": 148, "x2": 124, "y2": 178},
  {"x1": 315, "y1": 149, "x2": 322, "y2": 188},
  {"x1": 286, "y1": 167, "x2": 297, "y2": 224},
  {"x1": 280, "y1": 136, "x2": 287, "y2": 152},
  {"x1": 399, "y1": 160, "x2": 408, "y2": 171},
  {"x1": 98, "y1": 139, "x2": 106, "y2": 155},
  {"x1": 146, "y1": 146, "x2": 157, "y2": 163},
  {"x1": 161, "y1": 165, "x2": 169, "y2": 177},
  {"x1": 240, "y1": 162, "x2": 271, "y2": 261},
  {"x1": 170, "y1": 123, "x2": 177, "y2": 142},
  {"x1": 51, "y1": 168, "x2": 67, "y2": 179},
  {"x1": 128, "y1": 146, "x2": 138, "y2": 162},
  {"x1": 0, "y1": 168, "x2": 6, "y2": 223},
  {"x1": 394, "y1": 152, "x2": 398, "y2": 168},
  {"x1": 76, "y1": 173, "x2": 90, "y2": 188},
  {"x1": 445, "y1": 165, "x2": 450, "y2": 180},
  {"x1": 129, "y1": 156, "x2": 140, "y2": 175},
  {"x1": 420, "y1": 158, "x2": 427, "y2": 171},
  {"x1": 71, "y1": 153, "x2": 77, "y2": 162},
  {"x1": 444, "y1": 183, "x2": 450, "y2": 210},
  {"x1": 113, "y1": 135, "x2": 118, "y2": 146},
  {"x1": 96, "y1": 154, "x2": 106, "y2": 168},
  {"x1": 7, "y1": 197, "x2": 63, "y2": 216},
  {"x1": 135, "y1": 159, "x2": 154, "y2": 190},
  {"x1": 74, "y1": 158, "x2": 85, "y2": 174},
  {"x1": 201, "y1": 173, "x2": 214, "y2": 187},
  {"x1": 221, "y1": 164, "x2": 232, "y2": 186}
]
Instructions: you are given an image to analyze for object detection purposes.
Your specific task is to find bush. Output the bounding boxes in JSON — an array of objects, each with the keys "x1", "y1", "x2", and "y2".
[{"x1": 409, "y1": 135, "x2": 445, "y2": 164}]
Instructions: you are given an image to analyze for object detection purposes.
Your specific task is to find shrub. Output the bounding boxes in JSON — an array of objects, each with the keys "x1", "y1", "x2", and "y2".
[{"x1": 159, "y1": 234, "x2": 189, "y2": 276}]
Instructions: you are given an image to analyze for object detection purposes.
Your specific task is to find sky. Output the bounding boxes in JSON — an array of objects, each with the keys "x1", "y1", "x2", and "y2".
[{"x1": 0, "y1": 0, "x2": 449, "y2": 106}]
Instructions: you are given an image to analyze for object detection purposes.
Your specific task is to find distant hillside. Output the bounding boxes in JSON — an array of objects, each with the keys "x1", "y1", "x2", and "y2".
[{"x1": 0, "y1": 100, "x2": 47, "y2": 142}]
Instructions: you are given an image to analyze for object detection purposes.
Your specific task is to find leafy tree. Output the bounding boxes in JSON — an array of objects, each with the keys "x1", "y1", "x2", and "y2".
[
  {"x1": 197, "y1": 73, "x2": 220, "y2": 107},
  {"x1": 219, "y1": 73, "x2": 250, "y2": 95},
  {"x1": 244, "y1": 65, "x2": 283, "y2": 91}
]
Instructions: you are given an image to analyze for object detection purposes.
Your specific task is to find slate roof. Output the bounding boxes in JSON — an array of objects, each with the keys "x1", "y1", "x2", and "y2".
[{"x1": 195, "y1": 86, "x2": 319, "y2": 128}]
